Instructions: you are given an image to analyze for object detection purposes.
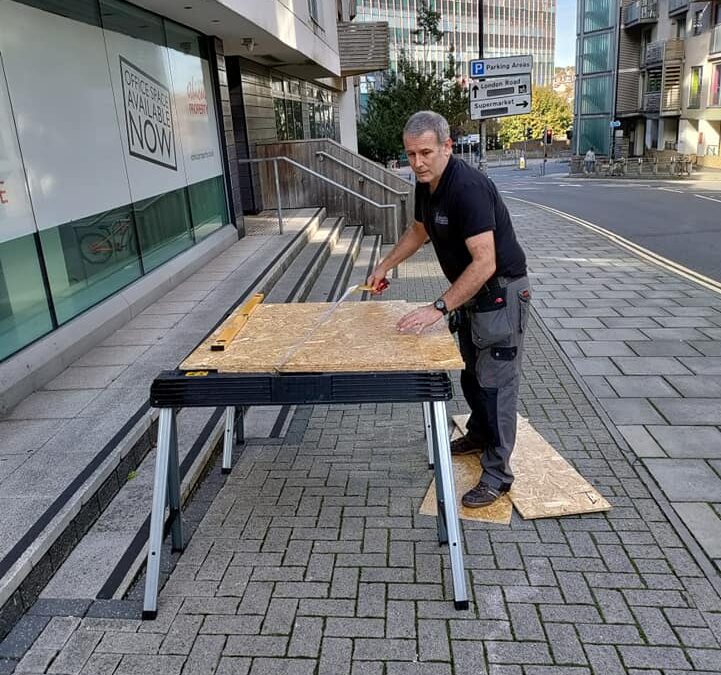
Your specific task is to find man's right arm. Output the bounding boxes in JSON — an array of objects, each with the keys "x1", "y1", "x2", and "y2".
[{"x1": 367, "y1": 220, "x2": 428, "y2": 289}]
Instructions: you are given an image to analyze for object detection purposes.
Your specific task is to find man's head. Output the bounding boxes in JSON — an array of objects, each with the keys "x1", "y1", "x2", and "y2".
[{"x1": 403, "y1": 111, "x2": 453, "y2": 189}]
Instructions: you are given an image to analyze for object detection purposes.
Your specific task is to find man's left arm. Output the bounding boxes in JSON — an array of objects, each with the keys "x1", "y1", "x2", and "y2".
[{"x1": 397, "y1": 231, "x2": 496, "y2": 333}]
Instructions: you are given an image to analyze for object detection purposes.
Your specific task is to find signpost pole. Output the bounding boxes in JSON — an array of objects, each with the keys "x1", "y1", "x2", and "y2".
[{"x1": 478, "y1": 0, "x2": 485, "y2": 172}]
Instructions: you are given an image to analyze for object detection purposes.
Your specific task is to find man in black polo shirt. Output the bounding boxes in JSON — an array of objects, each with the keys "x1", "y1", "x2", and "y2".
[{"x1": 368, "y1": 110, "x2": 531, "y2": 507}]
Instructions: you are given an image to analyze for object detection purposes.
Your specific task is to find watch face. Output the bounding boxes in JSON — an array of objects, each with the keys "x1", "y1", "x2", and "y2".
[{"x1": 434, "y1": 300, "x2": 446, "y2": 313}]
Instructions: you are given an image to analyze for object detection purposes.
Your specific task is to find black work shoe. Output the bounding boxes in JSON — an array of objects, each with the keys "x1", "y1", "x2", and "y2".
[
  {"x1": 462, "y1": 481, "x2": 508, "y2": 508},
  {"x1": 450, "y1": 435, "x2": 487, "y2": 455}
]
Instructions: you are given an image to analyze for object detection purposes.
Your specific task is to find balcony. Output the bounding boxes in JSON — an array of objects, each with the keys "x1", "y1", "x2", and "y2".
[
  {"x1": 711, "y1": 25, "x2": 721, "y2": 56},
  {"x1": 643, "y1": 91, "x2": 661, "y2": 112},
  {"x1": 668, "y1": 0, "x2": 689, "y2": 17},
  {"x1": 337, "y1": 21, "x2": 389, "y2": 76},
  {"x1": 624, "y1": 0, "x2": 658, "y2": 28},
  {"x1": 644, "y1": 38, "x2": 684, "y2": 67}
]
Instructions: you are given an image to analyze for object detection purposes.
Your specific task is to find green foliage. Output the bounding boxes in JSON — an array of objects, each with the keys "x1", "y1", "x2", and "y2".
[
  {"x1": 498, "y1": 87, "x2": 572, "y2": 145},
  {"x1": 357, "y1": 3, "x2": 469, "y2": 163}
]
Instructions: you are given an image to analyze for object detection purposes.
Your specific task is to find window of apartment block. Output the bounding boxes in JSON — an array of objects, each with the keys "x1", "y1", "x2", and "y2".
[
  {"x1": 272, "y1": 77, "x2": 303, "y2": 141},
  {"x1": 580, "y1": 75, "x2": 612, "y2": 114},
  {"x1": 693, "y1": 8, "x2": 705, "y2": 35},
  {"x1": 689, "y1": 66, "x2": 703, "y2": 107},
  {"x1": 582, "y1": 32, "x2": 612, "y2": 74},
  {"x1": 676, "y1": 18, "x2": 686, "y2": 39},
  {"x1": 308, "y1": 0, "x2": 319, "y2": 23},
  {"x1": 711, "y1": 63, "x2": 721, "y2": 105},
  {"x1": 583, "y1": 0, "x2": 615, "y2": 33}
]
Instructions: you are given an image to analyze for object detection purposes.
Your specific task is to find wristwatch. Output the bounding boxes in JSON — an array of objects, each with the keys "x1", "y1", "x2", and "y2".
[{"x1": 433, "y1": 298, "x2": 449, "y2": 315}]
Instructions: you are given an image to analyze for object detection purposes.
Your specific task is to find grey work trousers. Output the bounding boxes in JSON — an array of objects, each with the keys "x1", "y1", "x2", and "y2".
[{"x1": 456, "y1": 276, "x2": 531, "y2": 490}]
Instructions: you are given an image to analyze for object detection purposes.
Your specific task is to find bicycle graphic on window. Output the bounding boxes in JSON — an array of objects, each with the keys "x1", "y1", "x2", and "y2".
[{"x1": 80, "y1": 217, "x2": 137, "y2": 264}]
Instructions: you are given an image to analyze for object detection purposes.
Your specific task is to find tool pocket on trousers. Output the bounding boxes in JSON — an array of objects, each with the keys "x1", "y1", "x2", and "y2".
[
  {"x1": 518, "y1": 288, "x2": 531, "y2": 333},
  {"x1": 470, "y1": 289, "x2": 513, "y2": 350}
]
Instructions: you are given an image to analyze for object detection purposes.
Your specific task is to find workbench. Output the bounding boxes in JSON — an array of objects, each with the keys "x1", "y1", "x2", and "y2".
[{"x1": 142, "y1": 300, "x2": 469, "y2": 618}]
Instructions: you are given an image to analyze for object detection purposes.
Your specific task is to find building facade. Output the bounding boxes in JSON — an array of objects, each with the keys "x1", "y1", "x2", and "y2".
[
  {"x1": 575, "y1": 0, "x2": 619, "y2": 155},
  {"x1": 355, "y1": 0, "x2": 556, "y2": 87},
  {"x1": 574, "y1": 0, "x2": 721, "y2": 159},
  {"x1": 0, "y1": 0, "x2": 386, "y2": 363}
]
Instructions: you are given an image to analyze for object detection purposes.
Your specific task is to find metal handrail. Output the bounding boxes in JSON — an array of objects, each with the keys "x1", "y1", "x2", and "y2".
[
  {"x1": 315, "y1": 151, "x2": 410, "y2": 197},
  {"x1": 238, "y1": 156, "x2": 400, "y2": 242}
]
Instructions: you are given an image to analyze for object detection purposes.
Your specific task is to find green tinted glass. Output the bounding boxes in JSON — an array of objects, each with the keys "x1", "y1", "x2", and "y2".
[
  {"x1": 581, "y1": 75, "x2": 612, "y2": 114},
  {"x1": 189, "y1": 176, "x2": 228, "y2": 241},
  {"x1": 583, "y1": 33, "x2": 612, "y2": 73},
  {"x1": 0, "y1": 234, "x2": 54, "y2": 360},
  {"x1": 133, "y1": 187, "x2": 194, "y2": 272},
  {"x1": 583, "y1": 0, "x2": 615, "y2": 32},
  {"x1": 39, "y1": 206, "x2": 143, "y2": 325}
]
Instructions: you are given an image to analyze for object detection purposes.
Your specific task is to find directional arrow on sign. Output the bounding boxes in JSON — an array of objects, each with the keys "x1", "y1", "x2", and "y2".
[
  {"x1": 516, "y1": 100, "x2": 529, "y2": 108},
  {"x1": 472, "y1": 84, "x2": 479, "y2": 100}
]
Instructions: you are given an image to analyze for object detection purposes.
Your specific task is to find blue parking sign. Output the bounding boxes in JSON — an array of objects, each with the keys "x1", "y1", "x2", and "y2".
[{"x1": 471, "y1": 60, "x2": 485, "y2": 77}]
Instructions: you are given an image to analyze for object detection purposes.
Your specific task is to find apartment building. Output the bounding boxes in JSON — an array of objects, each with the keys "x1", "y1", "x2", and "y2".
[
  {"x1": 575, "y1": 0, "x2": 721, "y2": 161},
  {"x1": 356, "y1": 0, "x2": 556, "y2": 87},
  {"x1": 0, "y1": 0, "x2": 387, "y2": 363}
]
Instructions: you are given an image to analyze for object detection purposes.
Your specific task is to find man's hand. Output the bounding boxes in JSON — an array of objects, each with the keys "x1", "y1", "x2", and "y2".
[
  {"x1": 397, "y1": 305, "x2": 443, "y2": 334},
  {"x1": 366, "y1": 265, "x2": 390, "y2": 294}
]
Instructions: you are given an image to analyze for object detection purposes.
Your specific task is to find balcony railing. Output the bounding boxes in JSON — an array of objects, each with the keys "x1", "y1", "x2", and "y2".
[
  {"x1": 711, "y1": 25, "x2": 721, "y2": 55},
  {"x1": 644, "y1": 38, "x2": 684, "y2": 67},
  {"x1": 668, "y1": 0, "x2": 689, "y2": 17},
  {"x1": 643, "y1": 91, "x2": 661, "y2": 112},
  {"x1": 624, "y1": 0, "x2": 658, "y2": 27}
]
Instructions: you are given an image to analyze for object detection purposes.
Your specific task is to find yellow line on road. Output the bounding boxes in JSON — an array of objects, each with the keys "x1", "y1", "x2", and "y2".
[{"x1": 508, "y1": 197, "x2": 721, "y2": 296}]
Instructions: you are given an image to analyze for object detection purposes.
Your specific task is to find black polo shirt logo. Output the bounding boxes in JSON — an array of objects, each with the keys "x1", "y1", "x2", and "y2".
[{"x1": 434, "y1": 210, "x2": 449, "y2": 226}]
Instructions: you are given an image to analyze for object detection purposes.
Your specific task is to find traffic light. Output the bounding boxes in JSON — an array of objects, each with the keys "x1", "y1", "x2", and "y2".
[
  {"x1": 525, "y1": 127, "x2": 533, "y2": 140},
  {"x1": 545, "y1": 128, "x2": 553, "y2": 145},
  {"x1": 566, "y1": 128, "x2": 573, "y2": 140}
]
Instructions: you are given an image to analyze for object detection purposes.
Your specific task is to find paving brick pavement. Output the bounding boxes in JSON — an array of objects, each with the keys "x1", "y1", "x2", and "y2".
[{"x1": 3, "y1": 206, "x2": 721, "y2": 673}]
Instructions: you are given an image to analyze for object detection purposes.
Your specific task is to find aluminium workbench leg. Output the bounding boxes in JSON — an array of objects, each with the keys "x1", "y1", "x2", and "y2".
[
  {"x1": 422, "y1": 402, "x2": 434, "y2": 468},
  {"x1": 143, "y1": 407, "x2": 181, "y2": 619},
  {"x1": 166, "y1": 410, "x2": 183, "y2": 552},
  {"x1": 222, "y1": 406, "x2": 235, "y2": 474},
  {"x1": 431, "y1": 401, "x2": 469, "y2": 610},
  {"x1": 428, "y1": 407, "x2": 448, "y2": 545}
]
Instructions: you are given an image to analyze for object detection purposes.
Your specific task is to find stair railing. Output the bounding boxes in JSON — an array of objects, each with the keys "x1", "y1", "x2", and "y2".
[
  {"x1": 315, "y1": 150, "x2": 409, "y2": 232},
  {"x1": 238, "y1": 156, "x2": 401, "y2": 243}
]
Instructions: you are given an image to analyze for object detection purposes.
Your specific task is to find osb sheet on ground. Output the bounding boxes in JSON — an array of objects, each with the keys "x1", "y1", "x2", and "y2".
[
  {"x1": 419, "y1": 453, "x2": 513, "y2": 525},
  {"x1": 181, "y1": 301, "x2": 464, "y2": 373},
  {"x1": 451, "y1": 414, "x2": 611, "y2": 519}
]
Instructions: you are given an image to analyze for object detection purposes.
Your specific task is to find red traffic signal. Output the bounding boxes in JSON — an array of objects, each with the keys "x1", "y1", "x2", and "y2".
[{"x1": 544, "y1": 128, "x2": 553, "y2": 144}]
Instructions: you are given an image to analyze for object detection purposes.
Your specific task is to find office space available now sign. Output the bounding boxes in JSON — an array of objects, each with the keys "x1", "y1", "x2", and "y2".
[{"x1": 120, "y1": 57, "x2": 177, "y2": 171}]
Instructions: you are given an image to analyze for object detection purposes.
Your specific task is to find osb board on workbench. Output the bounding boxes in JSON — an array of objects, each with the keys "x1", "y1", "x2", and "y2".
[
  {"x1": 419, "y1": 453, "x2": 513, "y2": 525},
  {"x1": 452, "y1": 415, "x2": 611, "y2": 520},
  {"x1": 181, "y1": 301, "x2": 464, "y2": 373}
]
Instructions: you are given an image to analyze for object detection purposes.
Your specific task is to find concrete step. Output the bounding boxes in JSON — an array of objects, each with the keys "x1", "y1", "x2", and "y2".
[
  {"x1": 264, "y1": 216, "x2": 345, "y2": 303},
  {"x1": 344, "y1": 235, "x2": 383, "y2": 302},
  {"x1": 305, "y1": 226, "x2": 363, "y2": 302}
]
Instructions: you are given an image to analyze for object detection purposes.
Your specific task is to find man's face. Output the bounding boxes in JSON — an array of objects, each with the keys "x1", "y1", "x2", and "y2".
[{"x1": 403, "y1": 131, "x2": 452, "y2": 187}]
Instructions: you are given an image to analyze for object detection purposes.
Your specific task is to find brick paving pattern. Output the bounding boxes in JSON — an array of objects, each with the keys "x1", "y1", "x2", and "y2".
[{"x1": 4, "y1": 205, "x2": 721, "y2": 674}]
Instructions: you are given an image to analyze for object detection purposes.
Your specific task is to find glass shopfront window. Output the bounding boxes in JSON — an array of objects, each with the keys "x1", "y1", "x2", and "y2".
[
  {"x1": 0, "y1": 0, "x2": 229, "y2": 361},
  {"x1": 0, "y1": 235, "x2": 54, "y2": 361},
  {"x1": 38, "y1": 206, "x2": 143, "y2": 325}
]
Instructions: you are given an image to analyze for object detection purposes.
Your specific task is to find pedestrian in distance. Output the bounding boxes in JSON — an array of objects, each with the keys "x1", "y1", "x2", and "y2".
[
  {"x1": 584, "y1": 146, "x2": 596, "y2": 175},
  {"x1": 367, "y1": 111, "x2": 532, "y2": 507}
]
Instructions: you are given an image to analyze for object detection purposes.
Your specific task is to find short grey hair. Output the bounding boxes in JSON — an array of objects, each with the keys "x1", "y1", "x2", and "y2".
[{"x1": 403, "y1": 111, "x2": 450, "y2": 144}]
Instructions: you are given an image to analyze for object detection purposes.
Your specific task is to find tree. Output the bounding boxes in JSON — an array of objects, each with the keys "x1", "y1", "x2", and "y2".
[
  {"x1": 498, "y1": 87, "x2": 572, "y2": 145},
  {"x1": 357, "y1": 3, "x2": 469, "y2": 163}
]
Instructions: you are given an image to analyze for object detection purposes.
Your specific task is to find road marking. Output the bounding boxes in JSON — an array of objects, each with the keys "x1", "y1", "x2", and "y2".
[
  {"x1": 658, "y1": 187, "x2": 683, "y2": 193},
  {"x1": 507, "y1": 197, "x2": 721, "y2": 296},
  {"x1": 695, "y1": 193, "x2": 721, "y2": 204}
]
